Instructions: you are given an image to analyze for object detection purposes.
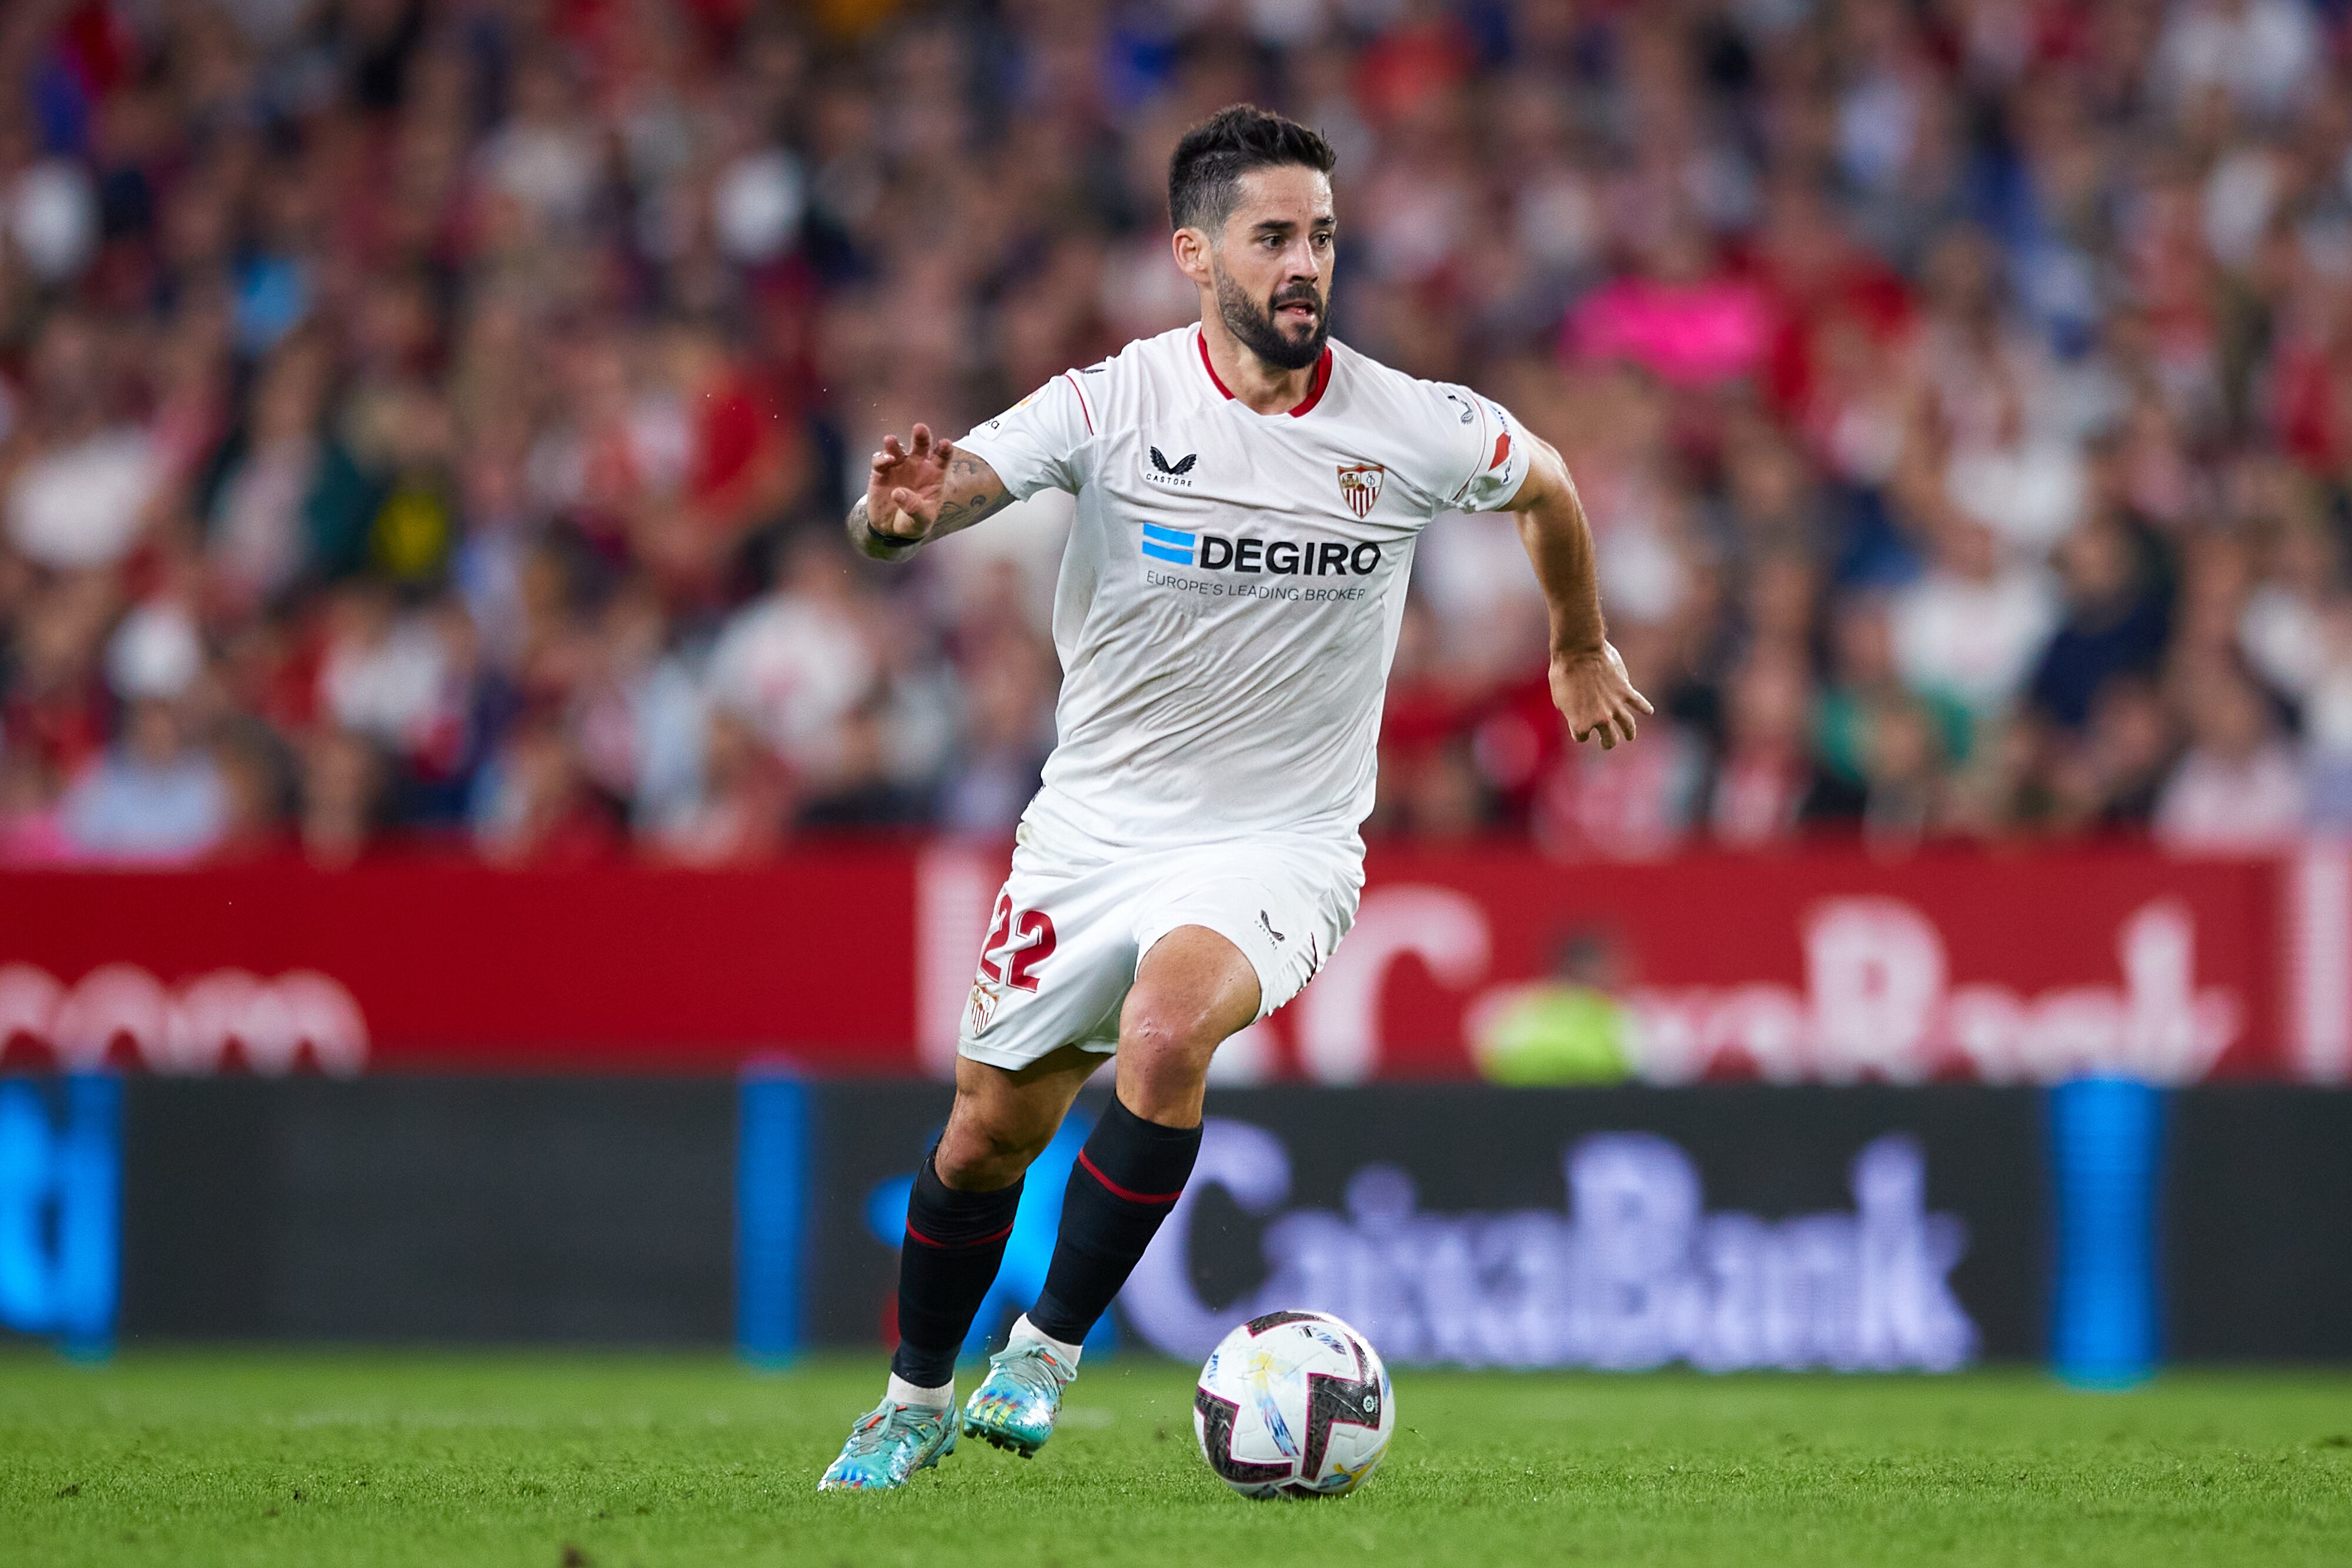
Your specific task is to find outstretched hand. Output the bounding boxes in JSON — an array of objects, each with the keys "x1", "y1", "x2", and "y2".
[
  {"x1": 1551, "y1": 641, "x2": 1652, "y2": 751},
  {"x1": 866, "y1": 423, "x2": 957, "y2": 543}
]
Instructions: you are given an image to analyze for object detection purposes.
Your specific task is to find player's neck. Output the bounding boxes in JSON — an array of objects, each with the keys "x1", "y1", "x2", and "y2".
[{"x1": 1198, "y1": 317, "x2": 1320, "y2": 415}]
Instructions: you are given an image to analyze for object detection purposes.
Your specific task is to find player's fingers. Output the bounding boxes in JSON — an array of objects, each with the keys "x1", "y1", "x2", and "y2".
[
  {"x1": 881, "y1": 433, "x2": 904, "y2": 457},
  {"x1": 1628, "y1": 686, "x2": 1655, "y2": 716},
  {"x1": 935, "y1": 438, "x2": 955, "y2": 465},
  {"x1": 910, "y1": 423, "x2": 933, "y2": 456},
  {"x1": 1616, "y1": 706, "x2": 1638, "y2": 743}
]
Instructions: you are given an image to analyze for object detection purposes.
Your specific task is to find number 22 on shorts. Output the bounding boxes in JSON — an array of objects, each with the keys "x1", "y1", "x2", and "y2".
[{"x1": 980, "y1": 891, "x2": 1058, "y2": 992}]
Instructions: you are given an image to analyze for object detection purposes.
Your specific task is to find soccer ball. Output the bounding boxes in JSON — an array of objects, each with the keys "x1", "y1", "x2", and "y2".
[{"x1": 1192, "y1": 1310, "x2": 1395, "y2": 1499}]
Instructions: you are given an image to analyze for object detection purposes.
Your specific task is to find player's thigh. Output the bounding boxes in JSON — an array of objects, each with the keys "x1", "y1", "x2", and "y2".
[
  {"x1": 1115, "y1": 924, "x2": 1262, "y2": 1124},
  {"x1": 936, "y1": 1044, "x2": 1104, "y2": 1191},
  {"x1": 1131, "y1": 839, "x2": 1359, "y2": 1027},
  {"x1": 1121, "y1": 924, "x2": 1264, "y2": 1056},
  {"x1": 958, "y1": 848, "x2": 1137, "y2": 1074}
]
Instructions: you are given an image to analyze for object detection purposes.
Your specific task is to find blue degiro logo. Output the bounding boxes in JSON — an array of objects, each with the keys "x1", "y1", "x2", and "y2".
[{"x1": 1140, "y1": 524, "x2": 1197, "y2": 566}]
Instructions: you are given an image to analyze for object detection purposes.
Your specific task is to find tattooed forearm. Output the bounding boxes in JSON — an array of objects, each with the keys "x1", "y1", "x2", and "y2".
[
  {"x1": 921, "y1": 454, "x2": 1014, "y2": 539},
  {"x1": 928, "y1": 484, "x2": 1013, "y2": 538},
  {"x1": 849, "y1": 447, "x2": 1013, "y2": 561}
]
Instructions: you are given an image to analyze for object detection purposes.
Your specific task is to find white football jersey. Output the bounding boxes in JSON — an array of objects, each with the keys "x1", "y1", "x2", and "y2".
[{"x1": 954, "y1": 324, "x2": 1528, "y2": 852}]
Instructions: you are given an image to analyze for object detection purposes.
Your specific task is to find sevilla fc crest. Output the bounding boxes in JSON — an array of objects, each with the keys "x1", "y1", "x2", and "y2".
[
  {"x1": 1337, "y1": 463, "x2": 1385, "y2": 519},
  {"x1": 965, "y1": 978, "x2": 1001, "y2": 1035}
]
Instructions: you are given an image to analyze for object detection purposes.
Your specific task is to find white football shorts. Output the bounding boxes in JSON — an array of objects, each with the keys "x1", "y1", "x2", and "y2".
[{"x1": 956, "y1": 824, "x2": 1363, "y2": 1072}]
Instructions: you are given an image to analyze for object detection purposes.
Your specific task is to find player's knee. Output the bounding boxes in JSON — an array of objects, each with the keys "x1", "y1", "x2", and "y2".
[
  {"x1": 934, "y1": 1112, "x2": 1050, "y2": 1191},
  {"x1": 1115, "y1": 998, "x2": 1224, "y2": 1121},
  {"x1": 1123, "y1": 928, "x2": 1261, "y2": 1074},
  {"x1": 1118, "y1": 996, "x2": 1223, "y2": 1072}
]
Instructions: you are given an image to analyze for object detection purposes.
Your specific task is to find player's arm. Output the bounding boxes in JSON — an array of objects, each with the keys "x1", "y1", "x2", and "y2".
[
  {"x1": 1507, "y1": 432, "x2": 1653, "y2": 750},
  {"x1": 846, "y1": 423, "x2": 1015, "y2": 562}
]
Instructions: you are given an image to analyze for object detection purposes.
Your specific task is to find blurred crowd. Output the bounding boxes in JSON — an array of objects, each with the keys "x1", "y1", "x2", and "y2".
[{"x1": 3, "y1": 0, "x2": 2352, "y2": 866}]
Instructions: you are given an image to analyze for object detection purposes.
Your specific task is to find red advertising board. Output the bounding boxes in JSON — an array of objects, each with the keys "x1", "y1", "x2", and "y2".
[
  {"x1": 0, "y1": 845, "x2": 2341, "y2": 1082},
  {"x1": 1219, "y1": 847, "x2": 2286, "y2": 1084},
  {"x1": 0, "y1": 855, "x2": 921, "y2": 1076}
]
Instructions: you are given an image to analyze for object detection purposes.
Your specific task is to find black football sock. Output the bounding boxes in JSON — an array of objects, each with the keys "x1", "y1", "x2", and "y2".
[
  {"x1": 1028, "y1": 1094, "x2": 1202, "y2": 1345},
  {"x1": 890, "y1": 1149, "x2": 1024, "y2": 1389}
]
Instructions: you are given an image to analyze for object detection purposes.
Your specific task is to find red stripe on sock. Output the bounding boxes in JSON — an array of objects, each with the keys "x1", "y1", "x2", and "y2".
[
  {"x1": 904, "y1": 1220, "x2": 1015, "y2": 1249},
  {"x1": 1077, "y1": 1149, "x2": 1185, "y2": 1205}
]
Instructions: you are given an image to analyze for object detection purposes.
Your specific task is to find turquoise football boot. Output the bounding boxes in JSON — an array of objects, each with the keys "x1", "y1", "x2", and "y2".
[
  {"x1": 816, "y1": 1398, "x2": 958, "y2": 1491},
  {"x1": 960, "y1": 1339, "x2": 1077, "y2": 1457}
]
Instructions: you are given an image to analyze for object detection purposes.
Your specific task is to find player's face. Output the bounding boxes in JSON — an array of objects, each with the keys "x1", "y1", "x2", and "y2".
[{"x1": 1208, "y1": 166, "x2": 1335, "y2": 372}]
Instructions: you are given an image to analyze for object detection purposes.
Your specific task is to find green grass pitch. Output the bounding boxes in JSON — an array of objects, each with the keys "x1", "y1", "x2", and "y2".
[{"x1": 3, "y1": 1352, "x2": 2348, "y2": 1567}]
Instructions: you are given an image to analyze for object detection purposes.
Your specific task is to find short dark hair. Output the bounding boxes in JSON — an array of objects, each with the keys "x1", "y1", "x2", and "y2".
[{"x1": 1167, "y1": 105, "x2": 1338, "y2": 234}]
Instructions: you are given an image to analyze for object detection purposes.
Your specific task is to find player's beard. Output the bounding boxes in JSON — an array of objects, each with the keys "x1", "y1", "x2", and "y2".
[{"x1": 1212, "y1": 256, "x2": 1329, "y2": 372}]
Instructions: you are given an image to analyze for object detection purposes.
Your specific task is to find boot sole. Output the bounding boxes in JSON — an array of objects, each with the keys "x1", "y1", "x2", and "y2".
[{"x1": 962, "y1": 1416, "x2": 1045, "y2": 1457}]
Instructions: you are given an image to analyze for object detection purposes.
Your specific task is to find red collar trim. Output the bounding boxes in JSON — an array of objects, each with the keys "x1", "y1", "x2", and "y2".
[
  {"x1": 1290, "y1": 347, "x2": 1334, "y2": 416},
  {"x1": 1196, "y1": 330, "x2": 1334, "y2": 417},
  {"x1": 1196, "y1": 329, "x2": 1232, "y2": 399}
]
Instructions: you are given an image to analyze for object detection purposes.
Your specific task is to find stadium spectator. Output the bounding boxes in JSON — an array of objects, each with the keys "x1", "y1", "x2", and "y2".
[
  {"x1": 706, "y1": 532, "x2": 877, "y2": 793},
  {"x1": 1818, "y1": 594, "x2": 1973, "y2": 793},
  {"x1": 61, "y1": 697, "x2": 225, "y2": 861},
  {"x1": 1890, "y1": 513, "x2": 2061, "y2": 717},
  {"x1": 2030, "y1": 676, "x2": 2180, "y2": 834},
  {"x1": 470, "y1": 714, "x2": 620, "y2": 865},
  {"x1": 0, "y1": 745, "x2": 71, "y2": 863},
  {"x1": 4, "y1": 314, "x2": 162, "y2": 572},
  {"x1": 936, "y1": 630, "x2": 1055, "y2": 838},
  {"x1": 2154, "y1": 664, "x2": 2308, "y2": 849},
  {"x1": 2029, "y1": 517, "x2": 2171, "y2": 731},
  {"x1": 297, "y1": 725, "x2": 384, "y2": 868},
  {"x1": 1, "y1": 0, "x2": 2350, "y2": 862},
  {"x1": 1709, "y1": 648, "x2": 1860, "y2": 846},
  {"x1": 1856, "y1": 696, "x2": 1949, "y2": 847},
  {"x1": 2304, "y1": 601, "x2": 2352, "y2": 829},
  {"x1": 649, "y1": 709, "x2": 786, "y2": 866}
]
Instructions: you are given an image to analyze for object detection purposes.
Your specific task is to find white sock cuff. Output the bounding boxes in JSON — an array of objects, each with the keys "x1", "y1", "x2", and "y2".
[
  {"x1": 1010, "y1": 1313, "x2": 1084, "y2": 1368},
  {"x1": 886, "y1": 1372, "x2": 954, "y2": 1409}
]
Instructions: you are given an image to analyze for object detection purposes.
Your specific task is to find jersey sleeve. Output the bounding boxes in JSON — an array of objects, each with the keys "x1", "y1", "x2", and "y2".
[
  {"x1": 1439, "y1": 385, "x2": 1531, "y2": 514},
  {"x1": 954, "y1": 370, "x2": 1097, "y2": 501}
]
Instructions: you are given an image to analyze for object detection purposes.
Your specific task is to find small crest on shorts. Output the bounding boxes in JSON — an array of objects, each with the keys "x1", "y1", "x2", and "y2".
[
  {"x1": 967, "y1": 979, "x2": 1001, "y2": 1035},
  {"x1": 1337, "y1": 463, "x2": 1385, "y2": 518}
]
